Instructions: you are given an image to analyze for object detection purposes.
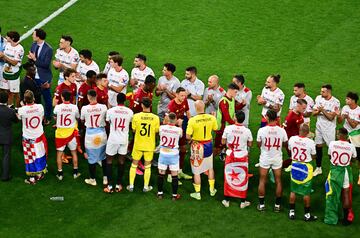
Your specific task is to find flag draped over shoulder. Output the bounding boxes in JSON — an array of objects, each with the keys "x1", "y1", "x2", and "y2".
[
  {"x1": 85, "y1": 127, "x2": 107, "y2": 164},
  {"x1": 22, "y1": 134, "x2": 48, "y2": 176},
  {"x1": 349, "y1": 129, "x2": 360, "y2": 147},
  {"x1": 190, "y1": 141, "x2": 213, "y2": 175},
  {"x1": 224, "y1": 150, "x2": 249, "y2": 198}
]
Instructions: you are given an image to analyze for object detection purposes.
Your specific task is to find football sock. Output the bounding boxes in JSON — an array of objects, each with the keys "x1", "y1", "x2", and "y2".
[
  {"x1": 275, "y1": 197, "x2": 282, "y2": 206},
  {"x1": 315, "y1": 147, "x2": 323, "y2": 168},
  {"x1": 290, "y1": 203, "x2": 295, "y2": 210},
  {"x1": 129, "y1": 163, "x2": 137, "y2": 186},
  {"x1": 343, "y1": 208, "x2": 349, "y2": 221},
  {"x1": 208, "y1": 179, "x2": 215, "y2": 191},
  {"x1": 259, "y1": 197, "x2": 265, "y2": 205},
  {"x1": 106, "y1": 163, "x2": 113, "y2": 185},
  {"x1": 102, "y1": 160, "x2": 107, "y2": 176},
  {"x1": 57, "y1": 170, "x2": 63, "y2": 176},
  {"x1": 73, "y1": 168, "x2": 78, "y2": 175},
  {"x1": 241, "y1": 198, "x2": 246, "y2": 203},
  {"x1": 193, "y1": 183, "x2": 201, "y2": 193},
  {"x1": 89, "y1": 164, "x2": 96, "y2": 179},
  {"x1": 144, "y1": 164, "x2": 151, "y2": 187},
  {"x1": 172, "y1": 175, "x2": 178, "y2": 195},
  {"x1": 157, "y1": 174, "x2": 164, "y2": 193},
  {"x1": 304, "y1": 206, "x2": 310, "y2": 214},
  {"x1": 179, "y1": 151, "x2": 186, "y2": 169},
  {"x1": 117, "y1": 162, "x2": 124, "y2": 185}
]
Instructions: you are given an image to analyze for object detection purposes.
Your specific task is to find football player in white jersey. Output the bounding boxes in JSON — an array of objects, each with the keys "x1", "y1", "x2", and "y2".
[
  {"x1": 75, "y1": 49, "x2": 99, "y2": 90},
  {"x1": 103, "y1": 51, "x2": 119, "y2": 74},
  {"x1": 287, "y1": 124, "x2": 317, "y2": 221},
  {"x1": 103, "y1": 93, "x2": 133, "y2": 193},
  {"x1": 233, "y1": 75, "x2": 252, "y2": 127},
  {"x1": 312, "y1": 84, "x2": 340, "y2": 176},
  {"x1": 81, "y1": 89, "x2": 108, "y2": 186},
  {"x1": 0, "y1": 31, "x2": 24, "y2": 108},
  {"x1": 338, "y1": 92, "x2": 360, "y2": 185},
  {"x1": 256, "y1": 75, "x2": 285, "y2": 127},
  {"x1": 289, "y1": 83, "x2": 314, "y2": 125},
  {"x1": 325, "y1": 128, "x2": 357, "y2": 225},
  {"x1": 18, "y1": 90, "x2": 47, "y2": 184},
  {"x1": 53, "y1": 90, "x2": 81, "y2": 181},
  {"x1": 130, "y1": 54, "x2": 154, "y2": 92},
  {"x1": 221, "y1": 111, "x2": 253, "y2": 208},
  {"x1": 180, "y1": 66, "x2": 205, "y2": 117},
  {"x1": 157, "y1": 112, "x2": 183, "y2": 200},
  {"x1": 256, "y1": 109, "x2": 288, "y2": 212},
  {"x1": 107, "y1": 55, "x2": 129, "y2": 108},
  {"x1": 53, "y1": 35, "x2": 79, "y2": 85}
]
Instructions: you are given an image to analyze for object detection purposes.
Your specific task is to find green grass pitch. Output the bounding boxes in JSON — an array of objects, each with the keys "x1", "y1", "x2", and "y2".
[{"x1": 1, "y1": 0, "x2": 360, "y2": 237}]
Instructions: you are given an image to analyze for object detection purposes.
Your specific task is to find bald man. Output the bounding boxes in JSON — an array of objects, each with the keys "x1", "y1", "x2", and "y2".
[
  {"x1": 186, "y1": 100, "x2": 218, "y2": 200},
  {"x1": 203, "y1": 75, "x2": 225, "y2": 115}
]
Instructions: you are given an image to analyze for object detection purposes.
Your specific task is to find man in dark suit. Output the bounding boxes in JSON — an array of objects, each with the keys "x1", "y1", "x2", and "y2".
[
  {"x1": 27, "y1": 28, "x2": 53, "y2": 125},
  {"x1": 0, "y1": 90, "x2": 18, "y2": 181}
]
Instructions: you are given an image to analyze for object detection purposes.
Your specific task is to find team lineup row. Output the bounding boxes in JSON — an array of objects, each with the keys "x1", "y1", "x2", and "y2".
[{"x1": 0, "y1": 28, "x2": 359, "y2": 226}]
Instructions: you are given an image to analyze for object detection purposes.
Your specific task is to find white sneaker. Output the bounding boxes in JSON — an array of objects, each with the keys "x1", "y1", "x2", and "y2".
[
  {"x1": 97, "y1": 161, "x2": 102, "y2": 167},
  {"x1": 85, "y1": 178, "x2": 97, "y2": 186},
  {"x1": 222, "y1": 200, "x2": 230, "y2": 208},
  {"x1": 143, "y1": 186, "x2": 153, "y2": 192},
  {"x1": 103, "y1": 176, "x2": 108, "y2": 185},
  {"x1": 240, "y1": 201, "x2": 251, "y2": 209},
  {"x1": 284, "y1": 166, "x2": 292, "y2": 173},
  {"x1": 255, "y1": 163, "x2": 260, "y2": 168},
  {"x1": 313, "y1": 167, "x2": 322, "y2": 177}
]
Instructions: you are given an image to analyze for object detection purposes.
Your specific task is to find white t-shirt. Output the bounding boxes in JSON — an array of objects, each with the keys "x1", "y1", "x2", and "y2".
[
  {"x1": 80, "y1": 103, "x2": 107, "y2": 128},
  {"x1": 53, "y1": 103, "x2": 80, "y2": 128},
  {"x1": 3, "y1": 43, "x2": 24, "y2": 74},
  {"x1": 108, "y1": 67, "x2": 129, "y2": 94},
  {"x1": 18, "y1": 104, "x2": 44, "y2": 139},
  {"x1": 260, "y1": 87, "x2": 285, "y2": 117},
  {"x1": 157, "y1": 75, "x2": 181, "y2": 115},
  {"x1": 313, "y1": 95, "x2": 340, "y2": 131},
  {"x1": 222, "y1": 124, "x2": 253, "y2": 151},
  {"x1": 76, "y1": 60, "x2": 100, "y2": 82},
  {"x1": 288, "y1": 135, "x2": 316, "y2": 163},
  {"x1": 54, "y1": 47, "x2": 80, "y2": 84},
  {"x1": 328, "y1": 140, "x2": 357, "y2": 167},
  {"x1": 234, "y1": 86, "x2": 252, "y2": 126},
  {"x1": 131, "y1": 66, "x2": 154, "y2": 91},
  {"x1": 181, "y1": 78, "x2": 205, "y2": 116},
  {"x1": 106, "y1": 105, "x2": 133, "y2": 144},
  {"x1": 289, "y1": 94, "x2": 314, "y2": 123},
  {"x1": 159, "y1": 124, "x2": 183, "y2": 155},
  {"x1": 257, "y1": 125, "x2": 288, "y2": 160},
  {"x1": 203, "y1": 86, "x2": 226, "y2": 114},
  {"x1": 341, "y1": 105, "x2": 360, "y2": 133}
]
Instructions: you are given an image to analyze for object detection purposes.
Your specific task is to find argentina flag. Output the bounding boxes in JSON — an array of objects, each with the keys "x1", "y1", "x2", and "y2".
[{"x1": 85, "y1": 127, "x2": 107, "y2": 164}]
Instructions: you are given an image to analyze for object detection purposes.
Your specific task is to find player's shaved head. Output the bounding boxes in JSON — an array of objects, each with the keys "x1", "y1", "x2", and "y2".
[
  {"x1": 195, "y1": 100, "x2": 205, "y2": 114},
  {"x1": 87, "y1": 89, "x2": 97, "y2": 102},
  {"x1": 299, "y1": 123, "x2": 310, "y2": 137},
  {"x1": 208, "y1": 75, "x2": 219, "y2": 88},
  {"x1": 168, "y1": 112, "x2": 177, "y2": 123}
]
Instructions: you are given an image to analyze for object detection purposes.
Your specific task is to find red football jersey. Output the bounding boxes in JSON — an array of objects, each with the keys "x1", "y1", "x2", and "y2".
[
  {"x1": 168, "y1": 99, "x2": 189, "y2": 120},
  {"x1": 284, "y1": 110, "x2": 304, "y2": 138},
  {"x1": 94, "y1": 86, "x2": 109, "y2": 106},
  {"x1": 54, "y1": 82, "x2": 77, "y2": 104},
  {"x1": 78, "y1": 82, "x2": 95, "y2": 107},
  {"x1": 132, "y1": 88, "x2": 153, "y2": 113}
]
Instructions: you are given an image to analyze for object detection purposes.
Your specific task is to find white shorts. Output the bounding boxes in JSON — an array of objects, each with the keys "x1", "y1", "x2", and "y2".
[
  {"x1": 57, "y1": 137, "x2": 77, "y2": 151},
  {"x1": 158, "y1": 162, "x2": 179, "y2": 171},
  {"x1": 108, "y1": 90, "x2": 118, "y2": 108},
  {"x1": 0, "y1": 78, "x2": 9, "y2": 90},
  {"x1": 259, "y1": 157, "x2": 282, "y2": 170},
  {"x1": 343, "y1": 169, "x2": 350, "y2": 189},
  {"x1": 158, "y1": 150, "x2": 180, "y2": 171},
  {"x1": 106, "y1": 143, "x2": 128, "y2": 156},
  {"x1": 315, "y1": 128, "x2": 335, "y2": 146},
  {"x1": 8, "y1": 78, "x2": 20, "y2": 93}
]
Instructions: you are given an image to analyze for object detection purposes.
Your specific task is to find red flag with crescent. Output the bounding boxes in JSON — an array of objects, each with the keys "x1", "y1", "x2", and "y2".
[{"x1": 224, "y1": 150, "x2": 249, "y2": 198}]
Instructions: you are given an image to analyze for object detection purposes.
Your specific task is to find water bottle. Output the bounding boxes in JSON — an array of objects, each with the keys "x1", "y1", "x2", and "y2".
[{"x1": 50, "y1": 196, "x2": 64, "y2": 201}]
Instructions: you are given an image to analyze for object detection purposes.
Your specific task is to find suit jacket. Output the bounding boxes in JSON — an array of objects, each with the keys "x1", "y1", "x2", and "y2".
[
  {"x1": 0, "y1": 105, "x2": 18, "y2": 144},
  {"x1": 30, "y1": 42, "x2": 53, "y2": 83}
]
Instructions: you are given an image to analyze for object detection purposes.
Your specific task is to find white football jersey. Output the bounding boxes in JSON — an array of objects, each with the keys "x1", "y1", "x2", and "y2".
[
  {"x1": 288, "y1": 135, "x2": 316, "y2": 163},
  {"x1": 76, "y1": 60, "x2": 100, "y2": 81},
  {"x1": 54, "y1": 47, "x2": 80, "y2": 84},
  {"x1": 341, "y1": 105, "x2": 360, "y2": 132},
  {"x1": 328, "y1": 140, "x2": 357, "y2": 167},
  {"x1": 289, "y1": 94, "x2": 314, "y2": 123},
  {"x1": 103, "y1": 62, "x2": 111, "y2": 74},
  {"x1": 257, "y1": 125, "x2": 288, "y2": 160},
  {"x1": 222, "y1": 124, "x2": 253, "y2": 151},
  {"x1": 314, "y1": 95, "x2": 340, "y2": 131},
  {"x1": 80, "y1": 103, "x2": 107, "y2": 128},
  {"x1": 54, "y1": 103, "x2": 80, "y2": 128},
  {"x1": 180, "y1": 78, "x2": 205, "y2": 116},
  {"x1": 106, "y1": 105, "x2": 133, "y2": 144},
  {"x1": 108, "y1": 67, "x2": 129, "y2": 94},
  {"x1": 18, "y1": 104, "x2": 44, "y2": 139},
  {"x1": 131, "y1": 66, "x2": 154, "y2": 91},
  {"x1": 260, "y1": 87, "x2": 285, "y2": 117},
  {"x1": 159, "y1": 124, "x2": 183, "y2": 154},
  {"x1": 3, "y1": 43, "x2": 24, "y2": 74}
]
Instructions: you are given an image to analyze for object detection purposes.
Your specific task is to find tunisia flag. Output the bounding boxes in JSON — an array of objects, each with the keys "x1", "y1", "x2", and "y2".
[{"x1": 224, "y1": 150, "x2": 249, "y2": 198}]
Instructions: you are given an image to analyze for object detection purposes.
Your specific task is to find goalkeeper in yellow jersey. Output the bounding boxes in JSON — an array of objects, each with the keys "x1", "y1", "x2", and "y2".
[
  {"x1": 127, "y1": 97, "x2": 160, "y2": 192},
  {"x1": 186, "y1": 100, "x2": 218, "y2": 200}
]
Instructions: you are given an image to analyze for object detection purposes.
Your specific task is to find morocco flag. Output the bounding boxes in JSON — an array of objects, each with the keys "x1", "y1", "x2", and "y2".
[{"x1": 224, "y1": 150, "x2": 249, "y2": 198}]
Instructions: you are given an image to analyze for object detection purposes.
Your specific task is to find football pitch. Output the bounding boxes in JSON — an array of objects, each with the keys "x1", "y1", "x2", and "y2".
[{"x1": 1, "y1": 0, "x2": 360, "y2": 237}]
